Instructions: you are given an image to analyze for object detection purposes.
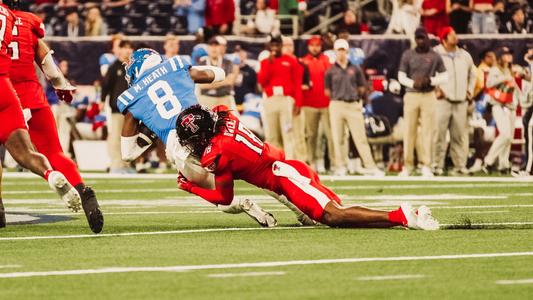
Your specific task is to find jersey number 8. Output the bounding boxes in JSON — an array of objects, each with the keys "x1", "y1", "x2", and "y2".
[{"x1": 147, "y1": 80, "x2": 182, "y2": 120}]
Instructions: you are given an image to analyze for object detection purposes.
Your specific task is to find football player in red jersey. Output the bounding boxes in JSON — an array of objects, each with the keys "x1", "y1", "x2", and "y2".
[
  {"x1": 176, "y1": 105, "x2": 440, "y2": 230},
  {"x1": 0, "y1": 0, "x2": 83, "y2": 228},
  {"x1": 5, "y1": 0, "x2": 103, "y2": 233}
]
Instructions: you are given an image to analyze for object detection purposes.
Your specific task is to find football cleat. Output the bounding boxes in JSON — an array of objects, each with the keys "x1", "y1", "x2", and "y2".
[
  {"x1": 415, "y1": 206, "x2": 440, "y2": 230},
  {"x1": 79, "y1": 187, "x2": 104, "y2": 234},
  {"x1": 47, "y1": 171, "x2": 82, "y2": 212},
  {"x1": 241, "y1": 199, "x2": 277, "y2": 227},
  {"x1": 400, "y1": 203, "x2": 418, "y2": 229}
]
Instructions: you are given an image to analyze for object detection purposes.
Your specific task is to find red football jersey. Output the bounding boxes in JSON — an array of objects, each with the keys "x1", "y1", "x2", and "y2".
[
  {"x1": 200, "y1": 110, "x2": 285, "y2": 192},
  {"x1": 9, "y1": 10, "x2": 45, "y2": 84},
  {"x1": 0, "y1": 4, "x2": 15, "y2": 76}
]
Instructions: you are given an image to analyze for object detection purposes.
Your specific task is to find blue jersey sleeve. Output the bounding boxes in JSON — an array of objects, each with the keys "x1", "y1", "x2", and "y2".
[{"x1": 116, "y1": 89, "x2": 135, "y2": 114}]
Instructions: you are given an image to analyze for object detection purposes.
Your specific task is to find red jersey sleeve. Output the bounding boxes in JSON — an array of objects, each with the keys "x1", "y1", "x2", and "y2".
[
  {"x1": 30, "y1": 13, "x2": 45, "y2": 39},
  {"x1": 201, "y1": 140, "x2": 230, "y2": 174}
]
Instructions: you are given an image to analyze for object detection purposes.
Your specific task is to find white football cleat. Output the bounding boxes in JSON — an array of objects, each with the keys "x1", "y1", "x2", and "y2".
[
  {"x1": 47, "y1": 171, "x2": 81, "y2": 212},
  {"x1": 415, "y1": 205, "x2": 440, "y2": 230},
  {"x1": 400, "y1": 203, "x2": 418, "y2": 229},
  {"x1": 240, "y1": 199, "x2": 277, "y2": 227}
]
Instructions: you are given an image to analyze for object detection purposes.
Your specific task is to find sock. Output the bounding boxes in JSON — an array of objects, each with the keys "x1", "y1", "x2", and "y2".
[
  {"x1": 43, "y1": 169, "x2": 54, "y2": 181},
  {"x1": 388, "y1": 208, "x2": 407, "y2": 226},
  {"x1": 74, "y1": 183, "x2": 86, "y2": 195}
]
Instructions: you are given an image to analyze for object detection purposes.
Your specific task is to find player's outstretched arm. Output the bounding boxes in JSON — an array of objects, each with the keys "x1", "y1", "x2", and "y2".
[
  {"x1": 36, "y1": 39, "x2": 76, "y2": 103},
  {"x1": 120, "y1": 112, "x2": 154, "y2": 162},
  {"x1": 178, "y1": 170, "x2": 235, "y2": 206},
  {"x1": 189, "y1": 66, "x2": 226, "y2": 84}
]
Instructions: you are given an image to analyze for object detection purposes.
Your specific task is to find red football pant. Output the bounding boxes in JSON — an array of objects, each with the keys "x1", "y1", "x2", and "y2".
[
  {"x1": 0, "y1": 77, "x2": 27, "y2": 144},
  {"x1": 277, "y1": 160, "x2": 341, "y2": 221},
  {"x1": 27, "y1": 107, "x2": 82, "y2": 186}
]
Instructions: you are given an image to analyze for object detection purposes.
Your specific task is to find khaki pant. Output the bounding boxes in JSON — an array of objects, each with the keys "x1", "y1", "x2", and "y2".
[
  {"x1": 329, "y1": 101, "x2": 376, "y2": 169},
  {"x1": 403, "y1": 92, "x2": 436, "y2": 171},
  {"x1": 107, "y1": 113, "x2": 129, "y2": 170},
  {"x1": 432, "y1": 100, "x2": 469, "y2": 169},
  {"x1": 291, "y1": 111, "x2": 308, "y2": 161},
  {"x1": 303, "y1": 106, "x2": 334, "y2": 166},
  {"x1": 198, "y1": 95, "x2": 237, "y2": 111},
  {"x1": 51, "y1": 102, "x2": 75, "y2": 154},
  {"x1": 261, "y1": 95, "x2": 295, "y2": 157},
  {"x1": 484, "y1": 105, "x2": 515, "y2": 169}
]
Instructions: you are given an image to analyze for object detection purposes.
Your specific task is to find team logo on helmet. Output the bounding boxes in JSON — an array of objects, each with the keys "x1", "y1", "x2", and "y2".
[{"x1": 180, "y1": 114, "x2": 201, "y2": 133}]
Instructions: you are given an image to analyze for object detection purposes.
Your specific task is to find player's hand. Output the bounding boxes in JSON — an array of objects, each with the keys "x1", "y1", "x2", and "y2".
[
  {"x1": 55, "y1": 83, "x2": 76, "y2": 103},
  {"x1": 177, "y1": 173, "x2": 194, "y2": 192},
  {"x1": 293, "y1": 105, "x2": 301, "y2": 116}
]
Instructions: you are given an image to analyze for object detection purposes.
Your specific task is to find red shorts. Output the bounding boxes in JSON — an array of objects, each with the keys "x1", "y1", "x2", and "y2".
[
  {"x1": 0, "y1": 77, "x2": 27, "y2": 144},
  {"x1": 276, "y1": 160, "x2": 341, "y2": 221},
  {"x1": 12, "y1": 80, "x2": 48, "y2": 109}
]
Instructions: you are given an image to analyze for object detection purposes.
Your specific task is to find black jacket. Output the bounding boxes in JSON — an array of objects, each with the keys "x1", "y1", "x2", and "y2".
[{"x1": 101, "y1": 59, "x2": 129, "y2": 113}]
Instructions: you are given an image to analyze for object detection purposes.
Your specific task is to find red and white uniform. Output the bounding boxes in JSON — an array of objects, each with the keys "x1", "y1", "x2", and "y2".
[
  {"x1": 192, "y1": 106, "x2": 341, "y2": 221},
  {"x1": 7, "y1": 10, "x2": 82, "y2": 186},
  {"x1": 0, "y1": 4, "x2": 26, "y2": 144},
  {"x1": 9, "y1": 10, "x2": 47, "y2": 109}
]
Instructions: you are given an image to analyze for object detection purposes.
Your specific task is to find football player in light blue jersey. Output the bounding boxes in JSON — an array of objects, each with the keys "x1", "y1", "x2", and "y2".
[{"x1": 116, "y1": 48, "x2": 278, "y2": 227}]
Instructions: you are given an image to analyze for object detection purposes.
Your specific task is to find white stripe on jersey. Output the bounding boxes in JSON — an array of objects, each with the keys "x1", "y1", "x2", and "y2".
[
  {"x1": 117, "y1": 96, "x2": 128, "y2": 106},
  {"x1": 175, "y1": 56, "x2": 184, "y2": 69},
  {"x1": 288, "y1": 177, "x2": 331, "y2": 209},
  {"x1": 169, "y1": 58, "x2": 177, "y2": 71},
  {"x1": 123, "y1": 91, "x2": 134, "y2": 100}
]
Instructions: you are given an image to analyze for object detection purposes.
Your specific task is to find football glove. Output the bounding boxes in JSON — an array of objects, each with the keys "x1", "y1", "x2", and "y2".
[
  {"x1": 55, "y1": 83, "x2": 76, "y2": 103},
  {"x1": 177, "y1": 173, "x2": 195, "y2": 192},
  {"x1": 137, "y1": 123, "x2": 158, "y2": 147}
]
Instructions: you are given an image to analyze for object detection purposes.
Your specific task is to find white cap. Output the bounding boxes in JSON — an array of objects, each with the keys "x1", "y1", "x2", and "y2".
[
  {"x1": 215, "y1": 36, "x2": 227, "y2": 46},
  {"x1": 334, "y1": 39, "x2": 349, "y2": 50}
]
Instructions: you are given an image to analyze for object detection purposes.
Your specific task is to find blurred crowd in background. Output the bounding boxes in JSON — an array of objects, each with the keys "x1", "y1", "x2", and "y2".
[
  {"x1": 1, "y1": 0, "x2": 531, "y2": 177},
  {"x1": 26, "y1": 0, "x2": 533, "y2": 38}
]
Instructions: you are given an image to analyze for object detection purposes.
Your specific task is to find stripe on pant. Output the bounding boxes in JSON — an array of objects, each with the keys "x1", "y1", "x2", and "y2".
[{"x1": 287, "y1": 177, "x2": 331, "y2": 209}]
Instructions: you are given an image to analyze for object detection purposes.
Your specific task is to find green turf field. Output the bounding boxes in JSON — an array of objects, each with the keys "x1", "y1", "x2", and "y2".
[{"x1": 0, "y1": 174, "x2": 532, "y2": 299}]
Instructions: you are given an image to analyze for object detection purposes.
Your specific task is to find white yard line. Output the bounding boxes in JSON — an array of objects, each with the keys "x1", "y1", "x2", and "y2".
[
  {"x1": 4, "y1": 172, "x2": 532, "y2": 182},
  {"x1": 207, "y1": 271, "x2": 286, "y2": 278},
  {"x1": 496, "y1": 278, "x2": 533, "y2": 285},
  {"x1": 0, "y1": 265, "x2": 21, "y2": 269},
  {"x1": 434, "y1": 204, "x2": 533, "y2": 209},
  {"x1": 0, "y1": 226, "x2": 315, "y2": 241},
  {"x1": 466, "y1": 210, "x2": 510, "y2": 214},
  {"x1": 356, "y1": 274, "x2": 426, "y2": 281},
  {"x1": 0, "y1": 252, "x2": 532, "y2": 279},
  {"x1": 0, "y1": 221, "x2": 532, "y2": 242}
]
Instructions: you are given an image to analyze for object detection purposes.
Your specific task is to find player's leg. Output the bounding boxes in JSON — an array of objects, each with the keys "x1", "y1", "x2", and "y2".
[
  {"x1": 275, "y1": 160, "x2": 438, "y2": 229},
  {"x1": 0, "y1": 163, "x2": 5, "y2": 228},
  {"x1": 28, "y1": 107, "x2": 103, "y2": 233}
]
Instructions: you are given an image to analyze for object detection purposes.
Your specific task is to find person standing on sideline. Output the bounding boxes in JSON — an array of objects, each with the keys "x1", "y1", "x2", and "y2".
[
  {"x1": 257, "y1": 34, "x2": 303, "y2": 159},
  {"x1": 300, "y1": 36, "x2": 334, "y2": 173},
  {"x1": 483, "y1": 47, "x2": 520, "y2": 174},
  {"x1": 325, "y1": 39, "x2": 384, "y2": 176},
  {"x1": 281, "y1": 36, "x2": 307, "y2": 162},
  {"x1": 101, "y1": 40, "x2": 134, "y2": 174},
  {"x1": 514, "y1": 49, "x2": 533, "y2": 177},
  {"x1": 197, "y1": 36, "x2": 238, "y2": 110},
  {"x1": 398, "y1": 27, "x2": 448, "y2": 177},
  {"x1": 432, "y1": 27, "x2": 476, "y2": 175}
]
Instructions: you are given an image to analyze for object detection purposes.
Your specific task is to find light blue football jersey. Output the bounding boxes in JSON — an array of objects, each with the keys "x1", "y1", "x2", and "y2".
[{"x1": 117, "y1": 56, "x2": 198, "y2": 144}]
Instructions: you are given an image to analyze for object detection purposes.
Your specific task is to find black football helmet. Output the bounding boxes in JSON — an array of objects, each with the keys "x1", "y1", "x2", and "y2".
[{"x1": 176, "y1": 105, "x2": 218, "y2": 158}]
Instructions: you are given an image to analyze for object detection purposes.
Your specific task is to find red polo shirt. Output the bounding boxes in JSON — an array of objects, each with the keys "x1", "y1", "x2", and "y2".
[
  {"x1": 258, "y1": 54, "x2": 303, "y2": 106},
  {"x1": 301, "y1": 53, "x2": 331, "y2": 108}
]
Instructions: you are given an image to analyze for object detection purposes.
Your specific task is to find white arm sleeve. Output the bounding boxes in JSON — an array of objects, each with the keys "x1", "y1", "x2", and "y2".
[
  {"x1": 398, "y1": 71, "x2": 414, "y2": 89},
  {"x1": 190, "y1": 65, "x2": 226, "y2": 83},
  {"x1": 430, "y1": 71, "x2": 448, "y2": 86},
  {"x1": 121, "y1": 135, "x2": 151, "y2": 162},
  {"x1": 41, "y1": 50, "x2": 74, "y2": 90}
]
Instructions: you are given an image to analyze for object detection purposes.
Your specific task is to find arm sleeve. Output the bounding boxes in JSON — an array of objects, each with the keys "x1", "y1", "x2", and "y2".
[
  {"x1": 257, "y1": 59, "x2": 272, "y2": 88},
  {"x1": 398, "y1": 71, "x2": 414, "y2": 89},
  {"x1": 467, "y1": 55, "x2": 477, "y2": 96},
  {"x1": 189, "y1": 169, "x2": 234, "y2": 205},
  {"x1": 31, "y1": 13, "x2": 46, "y2": 38},
  {"x1": 324, "y1": 69, "x2": 332, "y2": 90},
  {"x1": 430, "y1": 71, "x2": 448, "y2": 86},
  {"x1": 355, "y1": 66, "x2": 367, "y2": 87}
]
